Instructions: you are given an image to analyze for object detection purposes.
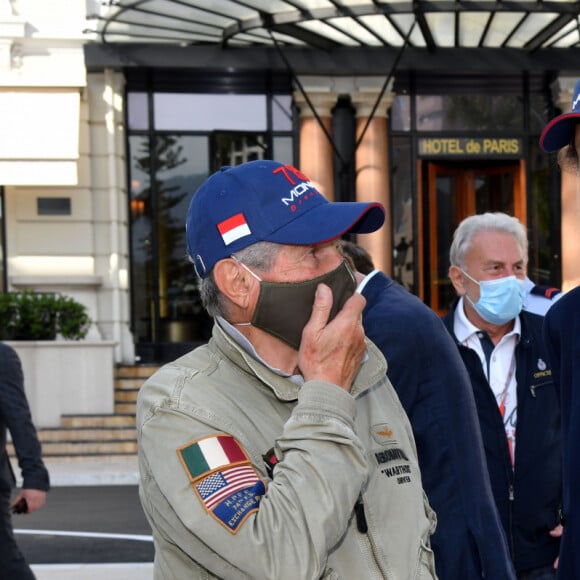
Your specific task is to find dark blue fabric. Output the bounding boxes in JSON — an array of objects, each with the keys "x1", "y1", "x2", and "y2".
[
  {"x1": 517, "y1": 563, "x2": 557, "y2": 580},
  {"x1": 0, "y1": 342, "x2": 49, "y2": 577},
  {"x1": 442, "y1": 302, "x2": 562, "y2": 573},
  {"x1": 543, "y1": 285, "x2": 580, "y2": 580},
  {"x1": 361, "y1": 272, "x2": 515, "y2": 580}
]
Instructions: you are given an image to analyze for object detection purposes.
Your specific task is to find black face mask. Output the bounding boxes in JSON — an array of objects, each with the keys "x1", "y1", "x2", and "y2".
[{"x1": 235, "y1": 260, "x2": 357, "y2": 350}]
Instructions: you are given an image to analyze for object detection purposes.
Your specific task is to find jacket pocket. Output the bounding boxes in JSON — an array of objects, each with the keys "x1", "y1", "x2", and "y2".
[{"x1": 529, "y1": 379, "x2": 554, "y2": 398}]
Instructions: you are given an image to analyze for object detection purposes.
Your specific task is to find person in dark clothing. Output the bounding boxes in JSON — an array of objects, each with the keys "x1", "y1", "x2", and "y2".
[
  {"x1": 0, "y1": 342, "x2": 50, "y2": 579},
  {"x1": 339, "y1": 240, "x2": 516, "y2": 580},
  {"x1": 540, "y1": 81, "x2": 580, "y2": 580},
  {"x1": 543, "y1": 286, "x2": 580, "y2": 580},
  {"x1": 442, "y1": 212, "x2": 562, "y2": 579}
]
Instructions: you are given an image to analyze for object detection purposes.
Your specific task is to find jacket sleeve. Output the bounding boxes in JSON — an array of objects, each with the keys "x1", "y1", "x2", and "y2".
[
  {"x1": 365, "y1": 292, "x2": 515, "y2": 579},
  {"x1": 0, "y1": 344, "x2": 50, "y2": 491},
  {"x1": 139, "y1": 380, "x2": 367, "y2": 579}
]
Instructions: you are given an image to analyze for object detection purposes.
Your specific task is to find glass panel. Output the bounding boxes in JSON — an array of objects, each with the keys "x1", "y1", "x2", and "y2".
[
  {"x1": 128, "y1": 135, "x2": 154, "y2": 343},
  {"x1": 155, "y1": 136, "x2": 211, "y2": 342},
  {"x1": 127, "y1": 92, "x2": 149, "y2": 130},
  {"x1": 391, "y1": 136, "x2": 415, "y2": 292},
  {"x1": 529, "y1": 93, "x2": 549, "y2": 134},
  {"x1": 483, "y1": 12, "x2": 525, "y2": 47},
  {"x1": 458, "y1": 12, "x2": 489, "y2": 47},
  {"x1": 390, "y1": 95, "x2": 411, "y2": 131},
  {"x1": 474, "y1": 170, "x2": 514, "y2": 214},
  {"x1": 360, "y1": 14, "x2": 409, "y2": 46},
  {"x1": 416, "y1": 94, "x2": 523, "y2": 131},
  {"x1": 213, "y1": 132, "x2": 268, "y2": 169},
  {"x1": 528, "y1": 138, "x2": 559, "y2": 286},
  {"x1": 272, "y1": 95, "x2": 293, "y2": 131},
  {"x1": 273, "y1": 136, "x2": 294, "y2": 166},
  {"x1": 435, "y1": 175, "x2": 457, "y2": 311},
  {"x1": 129, "y1": 134, "x2": 212, "y2": 344},
  {"x1": 425, "y1": 12, "x2": 455, "y2": 47},
  {"x1": 154, "y1": 94, "x2": 267, "y2": 131}
]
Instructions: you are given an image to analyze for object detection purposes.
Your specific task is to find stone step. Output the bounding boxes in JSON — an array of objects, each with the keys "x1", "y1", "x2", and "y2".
[
  {"x1": 115, "y1": 388, "x2": 140, "y2": 403},
  {"x1": 115, "y1": 401, "x2": 136, "y2": 414},
  {"x1": 60, "y1": 413, "x2": 136, "y2": 428},
  {"x1": 36, "y1": 426, "x2": 136, "y2": 442},
  {"x1": 115, "y1": 365, "x2": 159, "y2": 379},
  {"x1": 9, "y1": 439, "x2": 138, "y2": 457},
  {"x1": 10, "y1": 365, "x2": 157, "y2": 461},
  {"x1": 115, "y1": 376, "x2": 147, "y2": 390}
]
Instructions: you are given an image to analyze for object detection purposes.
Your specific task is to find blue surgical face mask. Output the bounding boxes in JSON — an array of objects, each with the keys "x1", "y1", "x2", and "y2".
[{"x1": 461, "y1": 270, "x2": 526, "y2": 325}]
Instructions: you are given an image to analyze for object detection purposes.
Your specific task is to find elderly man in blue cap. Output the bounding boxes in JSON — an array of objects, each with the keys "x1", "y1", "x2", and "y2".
[
  {"x1": 541, "y1": 79, "x2": 580, "y2": 580},
  {"x1": 137, "y1": 160, "x2": 438, "y2": 579}
]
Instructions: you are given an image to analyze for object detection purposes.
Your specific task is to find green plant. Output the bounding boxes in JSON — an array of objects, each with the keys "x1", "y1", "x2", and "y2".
[{"x1": 0, "y1": 291, "x2": 91, "y2": 341}]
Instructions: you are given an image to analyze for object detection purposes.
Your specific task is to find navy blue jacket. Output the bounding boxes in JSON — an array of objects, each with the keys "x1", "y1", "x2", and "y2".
[
  {"x1": 361, "y1": 272, "x2": 514, "y2": 580},
  {"x1": 442, "y1": 302, "x2": 561, "y2": 573},
  {"x1": 543, "y1": 285, "x2": 580, "y2": 580},
  {"x1": 0, "y1": 343, "x2": 49, "y2": 495}
]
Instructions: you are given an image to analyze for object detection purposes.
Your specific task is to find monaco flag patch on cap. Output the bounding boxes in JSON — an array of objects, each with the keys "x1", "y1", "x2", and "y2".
[
  {"x1": 177, "y1": 434, "x2": 266, "y2": 533},
  {"x1": 217, "y1": 213, "x2": 251, "y2": 246}
]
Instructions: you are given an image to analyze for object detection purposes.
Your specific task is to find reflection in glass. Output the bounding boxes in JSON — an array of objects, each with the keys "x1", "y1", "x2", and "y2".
[
  {"x1": 391, "y1": 136, "x2": 415, "y2": 291},
  {"x1": 390, "y1": 95, "x2": 411, "y2": 131},
  {"x1": 528, "y1": 138, "x2": 557, "y2": 286},
  {"x1": 213, "y1": 133, "x2": 267, "y2": 169},
  {"x1": 416, "y1": 94, "x2": 522, "y2": 131},
  {"x1": 474, "y1": 171, "x2": 514, "y2": 214},
  {"x1": 129, "y1": 135, "x2": 211, "y2": 343},
  {"x1": 434, "y1": 175, "x2": 457, "y2": 311},
  {"x1": 128, "y1": 135, "x2": 152, "y2": 343}
]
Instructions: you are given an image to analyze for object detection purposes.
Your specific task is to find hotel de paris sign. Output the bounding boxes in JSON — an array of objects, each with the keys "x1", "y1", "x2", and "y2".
[{"x1": 418, "y1": 137, "x2": 522, "y2": 158}]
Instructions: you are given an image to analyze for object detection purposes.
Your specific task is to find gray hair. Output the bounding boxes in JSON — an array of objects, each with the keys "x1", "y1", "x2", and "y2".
[
  {"x1": 449, "y1": 212, "x2": 528, "y2": 268},
  {"x1": 197, "y1": 241, "x2": 281, "y2": 318}
]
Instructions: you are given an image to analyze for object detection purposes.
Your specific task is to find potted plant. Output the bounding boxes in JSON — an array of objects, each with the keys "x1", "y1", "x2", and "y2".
[{"x1": 0, "y1": 291, "x2": 91, "y2": 341}]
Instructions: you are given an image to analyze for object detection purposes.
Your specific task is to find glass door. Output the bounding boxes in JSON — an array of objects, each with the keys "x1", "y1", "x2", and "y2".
[{"x1": 426, "y1": 162, "x2": 526, "y2": 314}]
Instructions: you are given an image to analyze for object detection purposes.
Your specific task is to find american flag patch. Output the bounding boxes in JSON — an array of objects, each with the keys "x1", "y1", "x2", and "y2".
[
  {"x1": 217, "y1": 213, "x2": 251, "y2": 246},
  {"x1": 196, "y1": 465, "x2": 265, "y2": 533}
]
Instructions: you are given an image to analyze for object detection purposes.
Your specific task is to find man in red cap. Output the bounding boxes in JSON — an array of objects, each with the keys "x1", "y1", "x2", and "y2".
[{"x1": 540, "y1": 79, "x2": 580, "y2": 580}]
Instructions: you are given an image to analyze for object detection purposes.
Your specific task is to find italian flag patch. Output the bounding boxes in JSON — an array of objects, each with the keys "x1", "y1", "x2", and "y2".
[{"x1": 178, "y1": 434, "x2": 249, "y2": 481}]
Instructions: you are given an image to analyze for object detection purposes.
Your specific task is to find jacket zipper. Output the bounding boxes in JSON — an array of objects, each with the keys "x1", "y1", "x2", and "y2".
[
  {"x1": 355, "y1": 496, "x2": 387, "y2": 579},
  {"x1": 508, "y1": 483, "x2": 515, "y2": 561}
]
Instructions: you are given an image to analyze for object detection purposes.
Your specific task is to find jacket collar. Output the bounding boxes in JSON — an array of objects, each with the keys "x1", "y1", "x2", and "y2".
[{"x1": 210, "y1": 320, "x2": 388, "y2": 401}]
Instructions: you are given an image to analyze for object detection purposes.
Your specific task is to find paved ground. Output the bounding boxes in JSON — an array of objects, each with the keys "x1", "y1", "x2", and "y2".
[{"x1": 12, "y1": 456, "x2": 154, "y2": 580}]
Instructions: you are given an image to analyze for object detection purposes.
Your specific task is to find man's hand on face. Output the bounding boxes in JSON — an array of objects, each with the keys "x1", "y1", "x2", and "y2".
[{"x1": 298, "y1": 283, "x2": 366, "y2": 392}]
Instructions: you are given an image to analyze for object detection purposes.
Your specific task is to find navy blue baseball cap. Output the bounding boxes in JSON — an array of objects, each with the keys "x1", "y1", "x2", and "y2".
[
  {"x1": 186, "y1": 160, "x2": 385, "y2": 278},
  {"x1": 540, "y1": 80, "x2": 580, "y2": 152}
]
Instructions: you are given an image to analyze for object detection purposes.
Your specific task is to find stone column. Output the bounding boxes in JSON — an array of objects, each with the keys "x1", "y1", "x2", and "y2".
[
  {"x1": 293, "y1": 91, "x2": 337, "y2": 200},
  {"x1": 351, "y1": 91, "x2": 395, "y2": 275}
]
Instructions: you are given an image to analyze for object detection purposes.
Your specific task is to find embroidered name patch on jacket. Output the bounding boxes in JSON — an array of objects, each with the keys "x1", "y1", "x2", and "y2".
[{"x1": 177, "y1": 434, "x2": 265, "y2": 533}]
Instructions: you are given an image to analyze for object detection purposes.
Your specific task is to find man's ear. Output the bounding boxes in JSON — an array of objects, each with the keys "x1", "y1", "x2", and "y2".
[
  {"x1": 213, "y1": 259, "x2": 254, "y2": 309},
  {"x1": 449, "y1": 265, "x2": 466, "y2": 296}
]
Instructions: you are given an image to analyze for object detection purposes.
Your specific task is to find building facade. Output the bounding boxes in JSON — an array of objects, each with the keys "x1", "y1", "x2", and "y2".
[{"x1": 1, "y1": 1, "x2": 579, "y2": 365}]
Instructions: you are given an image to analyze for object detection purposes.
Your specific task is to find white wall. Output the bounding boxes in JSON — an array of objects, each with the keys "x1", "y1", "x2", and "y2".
[{"x1": 0, "y1": 0, "x2": 135, "y2": 363}]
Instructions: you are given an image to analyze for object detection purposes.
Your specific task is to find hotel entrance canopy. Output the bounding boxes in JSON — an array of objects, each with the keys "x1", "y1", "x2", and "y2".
[{"x1": 85, "y1": 0, "x2": 580, "y2": 74}]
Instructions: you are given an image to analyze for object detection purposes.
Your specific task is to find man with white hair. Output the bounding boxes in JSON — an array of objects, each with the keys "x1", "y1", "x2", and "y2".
[{"x1": 442, "y1": 212, "x2": 562, "y2": 579}]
